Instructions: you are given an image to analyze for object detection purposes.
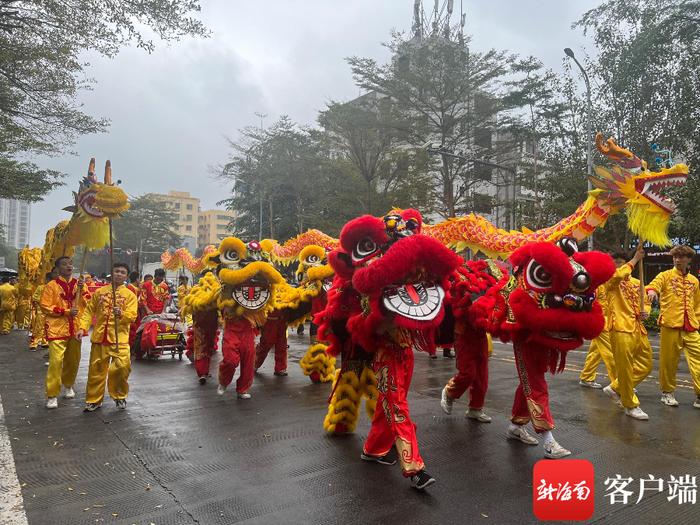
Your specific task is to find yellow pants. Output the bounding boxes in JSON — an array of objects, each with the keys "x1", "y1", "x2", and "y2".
[
  {"x1": 659, "y1": 327, "x2": 700, "y2": 395},
  {"x1": 579, "y1": 330, "x2": 616, "y2": 383},
  {"x1": 609, "y1": 331, "x2": 653, "y2": 408},
  {"x1": 0, "y1": 309, "x2": 15, "y2": 333},
  {"x1": 45, "y1": 339, "x2": 82, "y2": 398},
  {"x1": 29, "y1": 310, "x2": 46, "y2": 348},
  {"x1": 15, "y1": 304, "x2": 28, "y2": 329},
  {"x1": 85, "y1": 343, "x2": 131, "y2": 404}
]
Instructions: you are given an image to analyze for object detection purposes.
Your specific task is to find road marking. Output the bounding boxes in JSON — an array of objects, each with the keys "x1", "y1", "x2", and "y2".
[{"x1": 0, "y1": 394, "x2": 29, "y2": 525}]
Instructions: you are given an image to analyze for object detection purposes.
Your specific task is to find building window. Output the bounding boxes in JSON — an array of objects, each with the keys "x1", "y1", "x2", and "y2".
[
  {"x1": 187, "y1": 204, "x2": 193, "y2": 210},
  {"x1": 186, "y1": 214, "x2": 192, "y2": 220},
  {"x1": 217, "y1": 223, "x2": 227, "y2": 229},
  {"x1": 217, "y1": 214, "x2": 230, "y2": 221},
  {"x1": 186, "y1": 225, "x2": 192, "y2": 232},
  {"x1": 174, "y1": 203, "x2": 180, "y2": 209}
]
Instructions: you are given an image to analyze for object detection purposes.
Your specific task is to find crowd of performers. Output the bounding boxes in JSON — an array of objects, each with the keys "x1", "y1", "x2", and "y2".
[{"x1": 4, "y1": 212, "x2": 700, "y2": 492}]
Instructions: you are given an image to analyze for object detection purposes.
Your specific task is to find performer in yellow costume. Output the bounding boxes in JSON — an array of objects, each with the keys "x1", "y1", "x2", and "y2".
[
  {"x1": 29, "y1": 273, "x2": 54, "y2": 350},
  {"x1": 14, "y1": 280, "x2": 31, "y2": 330},
  {"x1": 647, "y1": 245, "x2": 700, "y2": 408},
  {"x1": 77, "y1": 262, "x2": 138, "y2": 411},
  {"x1": 601, "y1": 247, "x2": 652, "y2": 419},
  {"x1": 579, "y1": 284, "x2": 616, "y2": 388},
  {"x1": 0, "y1": 276, "x2": 18, "y2": 334},
  {"x1": 41, "y1": 257, "x2": 88, "y2": 409}
]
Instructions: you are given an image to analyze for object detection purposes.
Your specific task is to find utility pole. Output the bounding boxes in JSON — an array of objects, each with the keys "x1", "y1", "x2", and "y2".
[
  {"x1": 564, "y1": 47, "x2": 594, "y2": 251},
  {"x1": 254, "y1": 112, "x2": 267, "y2": 241}
]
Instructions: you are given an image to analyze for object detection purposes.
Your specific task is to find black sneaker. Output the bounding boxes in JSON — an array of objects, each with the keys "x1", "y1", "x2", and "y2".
[
  {"x1": 360, "y1": 451, "x2": 397, "y2": 466},
  {"x1": 83, "y1": 402, "x2": 102, "y2": 412},
  {"x1": 410, "y1": 470, "x2": 436, "y2": 490},
  {"x1": 199, "y1": 377, "x2": 207, "y2": 385},
  {"x1": 115, "y1": 399, "x2": 127, "y2": 410},
  {"x1": 274, "y1": 370, "x2": 288, "y2": 376},
  {"x1": 442, "y1": 348, "x2": 454, "y2": 358}
]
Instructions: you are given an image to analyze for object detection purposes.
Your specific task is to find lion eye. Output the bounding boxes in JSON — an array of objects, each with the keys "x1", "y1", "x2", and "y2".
[
  {"x1": 220, "y1": 250, "x2": 240, "y2": 264},
  {"x1": 525, "y1": 260, "x2": 552, "y2": 291},
  {"x1": 352, "y1": 237, "x2": 378, "y2": 262},
  {"x1": 306, "y1": 254, "x2": 320, "y2": 264}
]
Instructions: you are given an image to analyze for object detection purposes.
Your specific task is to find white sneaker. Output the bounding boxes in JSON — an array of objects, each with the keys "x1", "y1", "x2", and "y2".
[
  {"x1": 693, "y1": 398, "x2": 700, "y2": 409},
  {"x1": 661, "y1": 392, "x2": 679, "y2": 406},
  {"x1": 507, "y1": 425, "x2": 538, "y2": 445},
  {"x1": 466, "y1": 409, "x2": 492, "y2": 423},
  {"x1": 63, "y1": 387, "x2": 75, "y2": 399},
  {"x1": 46, "y1": 397, "x2": 58, "y2": 409},
  {"x1": 544, "y1": 440, "x2": 571, "y2": 459},
  {"x1": 440, "y1": 387, "x2": 453, "y2": 415},
  {"x1": 237, "y1": 392, "x2": 251, "y2": 400},
  {"x1": 217, "y1": 384, "x2": 226, "y2": 396},
  {"x1": 603, "y1": 385, "x2": 622, "y2": 407},
  {"x1": 624, "y1": 407, "x2": 649, "y2": 420},
  {"x1": 579, "y1": 380, "x2": 603, "y2": 389}
]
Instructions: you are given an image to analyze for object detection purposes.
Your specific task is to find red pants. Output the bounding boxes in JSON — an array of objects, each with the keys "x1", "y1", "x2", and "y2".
[
  {"x1": 511, "y1": 343, "x2": 554, "y2": 432},
  {"x1": 254, "y1": 316, "x2": 288, "y2": 373},
  {"x1": 129, "y1": 311, "x2": 144, "y2": 347},
  {"x1": 444, "y1": 327, "x2": 489, "y2": 409},
  {"x1": 363, "y1": 345, "x2": 424, "y2": 476},
  {"x1": 192, "y1": 309, "x2": 219, "y2": 378},
  {"x1": 219, "y1": 318, "x2": 255, "y2": 393}
]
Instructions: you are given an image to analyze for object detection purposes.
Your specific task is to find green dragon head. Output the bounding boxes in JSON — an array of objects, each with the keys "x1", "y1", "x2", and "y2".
[{"x1": 590, "y1": 133, "x2": 688, "y2": 247}]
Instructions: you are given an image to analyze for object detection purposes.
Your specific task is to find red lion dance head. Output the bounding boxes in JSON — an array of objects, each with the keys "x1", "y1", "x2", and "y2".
[
  {"x1": 327, "y1": 209, "x2": 462, "y2": 351},
  {"x1": 487, "y1": 237, "x2": 615, "y2": 352}
]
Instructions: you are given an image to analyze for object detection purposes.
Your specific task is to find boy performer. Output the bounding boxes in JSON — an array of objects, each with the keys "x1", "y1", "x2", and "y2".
[
  {"x1": 602, "y1": 247, "x2": 652, "y2": 419},
  {"x1": 647, "y1": 245, "x2": 700, "y2": 407},
  {"x1": 141, "y1": 269, "x2": 170, "y2": 315},
  {"x1": 41, "y1": 257, "x2": 88, "y2": 408},
  {"x1": 77, "y1": 262, "x2": 138, "y2": 411}
]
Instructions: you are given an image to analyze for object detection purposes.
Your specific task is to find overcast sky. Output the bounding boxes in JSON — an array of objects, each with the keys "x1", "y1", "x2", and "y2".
[{"x1": 28, "y1": 0, "x2": 598, "y2": 246}]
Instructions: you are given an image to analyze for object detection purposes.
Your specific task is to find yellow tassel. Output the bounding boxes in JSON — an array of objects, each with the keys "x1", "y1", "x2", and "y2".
[{"x1": 626, "y1": 203, "x2": 671, "y2": 247}]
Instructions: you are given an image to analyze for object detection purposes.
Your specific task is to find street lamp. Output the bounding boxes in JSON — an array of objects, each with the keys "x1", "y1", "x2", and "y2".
[{"x1": 564, "y1": 47, "x2": 594, "y2": 251}]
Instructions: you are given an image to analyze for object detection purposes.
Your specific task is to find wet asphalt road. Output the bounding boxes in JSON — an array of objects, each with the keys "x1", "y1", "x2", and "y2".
[{"x1": 1, "y1": 328, "x2": 699, "y2": 525}]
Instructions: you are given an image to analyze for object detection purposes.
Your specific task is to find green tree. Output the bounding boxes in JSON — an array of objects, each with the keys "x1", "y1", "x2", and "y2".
[
  {"x1": 0, "y1": 0, "x2": 207, "y2": 201},
  {"x1": 112, "y1": 194, "x2": 182, "y2": 257},
  {"x1": 0, "y1": 158, "x2": 63, "y2": 201},
  {"x1": 347, "y1": 31, "x2": 512, "y2": 218},
  {"x1": 575, "y1": 0, "x2": 700, "y2": 246}
]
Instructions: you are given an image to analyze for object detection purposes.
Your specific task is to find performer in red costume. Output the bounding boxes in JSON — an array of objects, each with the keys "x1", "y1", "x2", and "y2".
[
  {"x1": 254, "y1": 313, "x2": 289, "y2": 376},
  {"x1": 141, "y1": 268, "x2": 170, "y2": 314},
  {"x1": 319, "y1": 209, "x2": 461, "y2": 490},
  {"x1": 210, "y1": 239, "x2": 285, "y2": 399},
  {"x1": 468, "y1": 238, "x2": 614, "y2": 458},
  {"x1": 440, "y1": 260, "x2": 508, "y2": 423}
]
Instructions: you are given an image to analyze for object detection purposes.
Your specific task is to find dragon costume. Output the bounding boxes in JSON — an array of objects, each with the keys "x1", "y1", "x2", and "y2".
[
  {"x1": 423, "y1": 134, "x2": 688, "y2": 256},
  {"x1": 36, "y1": 158, "x2": 129, "y2": 285}
]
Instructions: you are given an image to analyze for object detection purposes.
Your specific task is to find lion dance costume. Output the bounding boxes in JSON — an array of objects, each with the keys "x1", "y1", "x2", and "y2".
[{"x1": 318, "y1": 209, "x2": 461, "y2": 489}]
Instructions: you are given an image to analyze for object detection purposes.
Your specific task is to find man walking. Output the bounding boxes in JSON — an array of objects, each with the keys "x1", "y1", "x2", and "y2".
[{"x1": 77, "y1": 262, "x2": 138, "y2": 411}]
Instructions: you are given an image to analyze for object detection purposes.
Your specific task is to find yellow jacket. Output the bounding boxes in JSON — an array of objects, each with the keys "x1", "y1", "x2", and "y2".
[
  {"x1": 79, "y1": 284, "x2": 138, "y2": 349},
  {"x1": 596, "y1": 285, "x2": 611, "y2": 331},
  {"x1": 606, "y1": 264, "x2": 650, "y2": 334},
  {"x1": 39, "y1": 278, "x2": 88, "y2": 340},
  {"x1": 32, "y1": 284, "x2": 45, "y2": 305},
  {"x1": 177, "y1": 284, "x2": 190, "y2": 300},
  {"x1": 647, "y1": 268, "x2": 700, "y2": 330},
  {"x1": 0, "y1": 283, "x2": 18, "y2": 312}
]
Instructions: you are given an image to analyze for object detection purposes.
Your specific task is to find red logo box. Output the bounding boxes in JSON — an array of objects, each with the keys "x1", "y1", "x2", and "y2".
[{"x1": 533, "y1": 459, "x2": 595, "y2": 521}]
